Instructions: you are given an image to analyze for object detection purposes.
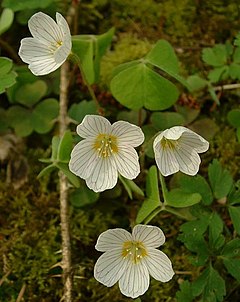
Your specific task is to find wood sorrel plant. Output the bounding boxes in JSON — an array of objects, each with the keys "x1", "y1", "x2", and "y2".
[{"x1": 1, "y1": 2, "x2": 240, "y2": 301}]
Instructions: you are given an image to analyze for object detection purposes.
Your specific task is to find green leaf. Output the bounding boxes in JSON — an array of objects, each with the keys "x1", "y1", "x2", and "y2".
[
  {"x1": 117, "y1": 109, "x2": 147, "y2": 125},
  {"x1": 229, "y1": 63, "x2": 240, "y2": 80},
  {"x1": 51, "y1": 136, "x2": 61, "y2": 161},
  {"x1": 227, "y1": 109, "x2": 240, "y2": 128},
  {"x1": 31, "y1": 98, "x2": 59, "y2": 133},
  {"x1": 228, "y1": 206, "x2": 240, "y2": 235},
  {"x1": 0, "y1": 8, "x2": 14, "y2": 35},
  {"x1": 166, "y1": 189, "x2": 201, "y2": 208},
  {"x1": 7, "y1": 106, "x2": 33, "y2": 137},
  {"x1": 70, "y1": 186, "x2": 99, "y2": 207},
  {"x1": 222, "y1": 238, "x2": 240, "y2": 258},
  {"x1": 57, "y1": 131, "x2": 73, "y2": 162},
  {"x1": 202, "y1": 44, "x2": 228, "y2": 67},
  {"x1": 228, "y1": 181, "x2": 240, "y2": 205},
  {"x1": 178, "y1": 216, "x2": 209, "y2": 265},
  {"x1": 208, "y1": 159, "x2": 233, "y2": 199},
  {"x1": 119, "y1": 176, "x2": 144, "y2": 199},
  {"x1": 237, "y1": 127, "x2": 240, "y2": 142},
  {"x1": 208, "y1": 66, "x2": 229, "y2": 83},
  {"x1": 2, "y1": 0, "x2": 53, "y2": 11},
  {"x1": 146, "y1": 39, "x2": 189, "y2": 88},
  {"x1": 175, "y1": 105, "x2": 200, "y2": 124},
  {"x1": 187, "y1": 74, "x2": 208, "y2": 92},
  {"x1": 0, "y1": 57, "x2": 16, "y2": 94},
  {"x1": 136, "y1": 166, "x2": 161, "y2": 224},
  {"x1": 222, "y1": 238, "x2": 240, "y2": 282},
  {"x1": 37, "y1": 164, "x2": 56, "y2": 178},
  {"x1": 234, "y1": 33, "x2": 240, "y2": 47},
  {"x1": 208, "y1": 212, "x2": 224, "y2": 249},
  {"x1": 72, "y1": 28, "x2": 114, "y2": 84},
  {"x1": 178, "y1": 174, "x2": 213, "y2": 206},
  {"x1": 233, "y1": 47, "x2": 240, "y2": 63},
  {"x1": 110, "y1": 61, "x2": 179, "y2": 110},
  {"x1": 176, "y1": 281, "x2": 194, "y2": 302},
  {"x1": 56, "y1": 162, "x2": 80, "y2": 188},
  {"x1": 15, "y1": 80, "x2": 48, "y2": 107},
  {"x1": 223, "y1": 258, "x2": 240, "y2": 282},
  {"x1": 192, "y1": 265, "x2": 226, "y2": 302},
  {"x1": 190, "y1": 117, "x2": 219, "y2": 140},
  {"x1": 68, "y1": 100, "x2": 97, "y2": 123},
  {"x1": 208, "y1": 85, "x2": 220, "y2": 105},
  {"x1": 151, "y1": 112, "x2": 185, "y2": 130}
]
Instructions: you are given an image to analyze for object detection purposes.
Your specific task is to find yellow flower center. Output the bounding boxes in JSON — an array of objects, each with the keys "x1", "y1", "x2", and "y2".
[
  {"x1": 122, "y1": 241, "x2": 148, "y2": 264},
  {"x1": 161, "y1": 137, "x2": 179, "y2": 150},
  {"x1": 94, "y1": 134, "x2": 118, "y2": 158}
]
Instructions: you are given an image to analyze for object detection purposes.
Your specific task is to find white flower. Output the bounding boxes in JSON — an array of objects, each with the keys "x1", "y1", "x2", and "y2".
[
  {"x1": 69, "y1": 115, "x2": 144, "y2": 192},
  {"x1": 153, "y1": 126, "x2": 209, "y2": 176},
  {"x1": 18, "y1": 12, "x2": 71, "y2": 76},
  {"x1": 94, "y1": 224, "x2": 174, "y2": 299}
]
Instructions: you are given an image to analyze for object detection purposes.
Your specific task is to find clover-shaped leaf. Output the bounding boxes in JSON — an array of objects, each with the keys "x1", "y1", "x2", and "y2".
[
  {"x1": 0, "y1": 57, "x2": 17, "y2": 94},
  {"x1": 15, "y1": 80, "x2": 48, "y2": 107},
  {"x1": 111, "y1": 61, "x2": 179, "y2": 110}
]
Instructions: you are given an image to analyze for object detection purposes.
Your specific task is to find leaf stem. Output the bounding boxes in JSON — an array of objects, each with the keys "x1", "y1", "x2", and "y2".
[
  {"x1": 69, "y1": 53, "x2": 101, "y2": 113},
  {"x1": 159, "y1": 172, "x2": 168, "y2": 203}
]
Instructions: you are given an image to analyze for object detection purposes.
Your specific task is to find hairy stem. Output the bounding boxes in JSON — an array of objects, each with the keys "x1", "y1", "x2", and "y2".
[{"x1": 59, "y1": 61, "x2": 73, "y2": 302}]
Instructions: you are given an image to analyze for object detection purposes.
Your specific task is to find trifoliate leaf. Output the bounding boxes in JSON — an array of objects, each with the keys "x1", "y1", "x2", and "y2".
[
  {"x1": 68, "y1": 100, "x2": 97, "y2": 123},
  {"x1": 202, "y1": 44, "x2": 228, "y2": 67},
  {"x1": 7, "y1": 106, "x2": 33, "y2": 137},
  {"x1": 207, "y1": 66, "x2": 229, "y2": 83},
  {"x1": 110, "y1": 61, "x2": 179, "y2": 110},
  {"x1": 229, "y1": 63, "x2": 240, "y2": 80},
  {"x1": 166, "y1": 189, "x2": 201, "y2": 208},
  {"x1": 15, "y1": 80, "x2": 48, "y2": 107},
  {"x1": 0, "y1": 57, "x2": 16, "y2": 94},
  {"x1": 187, "y1": 74, "x2": 208, "y2": 92}
]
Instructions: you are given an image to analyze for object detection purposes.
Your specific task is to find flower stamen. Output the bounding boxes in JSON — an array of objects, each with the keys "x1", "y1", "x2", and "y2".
[
  {"x1": 161, "y1": 137, "x2": 179, "y2": 150},
  {"x1": 94, "y1": 134, "x2": 118, "y2": 158},
  {"x1": 122, "y1": 241, "x2": 148, "y2": 264}
]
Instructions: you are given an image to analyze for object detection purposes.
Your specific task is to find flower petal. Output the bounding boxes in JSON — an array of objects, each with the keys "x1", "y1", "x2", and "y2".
[
  {"x1": 85, "y1": 157, "x2": 118, "y2": 192},
  {"x1": 118, "y1": 260, "x2": 150, "y2": 298},
  {"x1": 174, "y1": 146, "x2": 201, "y2": 176},
  {"x1": 111, "y1": 121, "x2": 144, "y2": 147},
  {"x1": 153, "y1": 136, "x2": 179, "y2": 176},
  {"x1": 18, "y1": 37, "x2": 53, "y2": 64},
  {"x1": 28, "y1": 12, "x2": 63, "y2": 44},
  {"x1": 28, "y1": 59, "x2": 60, "y2": 76},
  {"x1": 95, "y1": 228, "x2": 132, "y2": 252},
  {"x1": 143, "y1": 248, "x2": 174, "y2": 282},
  {"x1": 132, "y1": 225, "x2": 165, "y2": 248},
  {"x1": 180, "y1": 130, "x2": 209, "y2": 153},
  {"x1": 56, "y1": 12, "x2": 71, "y2": 37},
  {"x1": 69, "y1": 138, "x2": 98, "y2": 179},
  {"x1": 162, "y1": 126, "x2": 187, "y2": 140},
  {"x1": 113, "y1": 146, "x2": 140, "y2": 179},
  {"x1": 77, "y1": 115, "x2": 112, "y2": 138},
  {"x1": 94, "y1": 249, "x2": 127, "y2": 287}
]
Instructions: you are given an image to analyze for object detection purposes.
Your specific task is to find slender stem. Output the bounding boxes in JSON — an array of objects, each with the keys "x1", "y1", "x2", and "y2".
[
  {"x1": 59, "y1": 61, "x2": 73, "y2": 302},
  {"x1": 214, "y1": 83, "x2": 240, "y2": 91},
  {"x1": 143, "y1": 206, "x2": 163, "y2": 225},
  {"x1": 70, "y1": 53, "x2": 101, "y2": 112},
  {"x1": 159, "y1": 172, "x2": 168, "y2": 203}
]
